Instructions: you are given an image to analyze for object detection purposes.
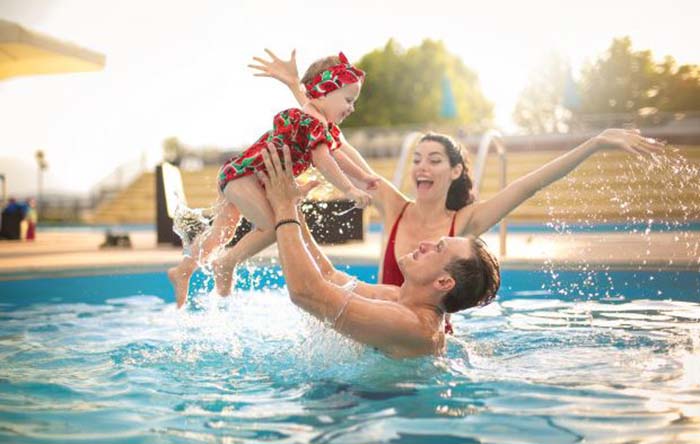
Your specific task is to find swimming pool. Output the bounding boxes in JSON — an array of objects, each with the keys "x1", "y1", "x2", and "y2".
[{"x1": 1, "y1": 266, "x2": 699, "y2": 443}]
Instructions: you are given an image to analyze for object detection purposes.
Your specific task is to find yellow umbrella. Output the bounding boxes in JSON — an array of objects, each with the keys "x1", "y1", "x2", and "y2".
[{"x1": 0, "y1": 19, "x2": 105, "y2": 80}]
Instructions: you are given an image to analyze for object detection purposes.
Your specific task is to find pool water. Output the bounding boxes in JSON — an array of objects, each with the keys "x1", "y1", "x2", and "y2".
[{"x1": 1, "y1": 267, "x2": 699, "y2": 443}]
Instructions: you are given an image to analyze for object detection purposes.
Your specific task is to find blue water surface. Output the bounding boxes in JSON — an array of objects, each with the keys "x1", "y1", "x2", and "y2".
[{"x1": 0, "y1": 266, "x2": 699, "y2": 443}]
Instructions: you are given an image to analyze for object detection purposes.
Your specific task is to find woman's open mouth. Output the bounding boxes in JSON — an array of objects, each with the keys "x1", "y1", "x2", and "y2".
[{"x1": 416, "y1": 178, "x2": 434, "y2": 191}]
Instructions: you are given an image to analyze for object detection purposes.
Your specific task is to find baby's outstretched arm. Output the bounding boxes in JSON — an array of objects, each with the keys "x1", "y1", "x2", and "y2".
[
  {"x1": 333, "y1": 149, "x2": 379, "y2": 190},
  {"x1": 249, "y1": 49, "x2": 309, "y2": 107},
  {"x1": 336, "y1": 135, "x2": 376, "y2": 177},
  {"x1": 312, "y1": 146, "x2": 371, "y2": 208}
]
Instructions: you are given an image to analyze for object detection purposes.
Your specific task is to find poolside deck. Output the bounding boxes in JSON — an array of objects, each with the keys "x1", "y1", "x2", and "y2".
[{"x1": 1, "y1": 227, "x2": 698, "y2": 280}]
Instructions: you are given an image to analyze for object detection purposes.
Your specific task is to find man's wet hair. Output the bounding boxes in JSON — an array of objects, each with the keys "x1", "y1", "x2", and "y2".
[{"x1": 442, "y1": 237, "x2": 500, "y2": 313}]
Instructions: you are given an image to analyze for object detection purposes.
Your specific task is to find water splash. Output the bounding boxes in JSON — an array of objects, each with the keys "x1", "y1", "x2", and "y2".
[
  {"x1": 172, "y1": 204, "x2": 211, "y2": 258},
  {"x1": 541, "y1": 146, "x2": 700, "y2": 302},
  {"x1": 2, "y1": 270, "x2": 700, "y2": 443}
]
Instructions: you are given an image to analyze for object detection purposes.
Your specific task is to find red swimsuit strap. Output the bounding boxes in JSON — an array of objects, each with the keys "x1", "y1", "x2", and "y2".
[
  {"x1": 381, "y1": 202, "x2": 410, "y2": 285},
  {"x1": 390, "y1": 202, "x2": 411, "y2": 239},
  {"x1": 382, "y1": 204, "x2": 458, "y2": 335}
]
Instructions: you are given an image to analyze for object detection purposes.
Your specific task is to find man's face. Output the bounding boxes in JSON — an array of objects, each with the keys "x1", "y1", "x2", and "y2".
[{"x1": 398, "y1": 236, "x2": 474, "y2": 288}]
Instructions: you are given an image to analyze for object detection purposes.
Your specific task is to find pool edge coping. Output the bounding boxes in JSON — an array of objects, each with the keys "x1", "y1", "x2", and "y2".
[{"x1": 2, "y1": 258, "x2": 698, "y2": 282}]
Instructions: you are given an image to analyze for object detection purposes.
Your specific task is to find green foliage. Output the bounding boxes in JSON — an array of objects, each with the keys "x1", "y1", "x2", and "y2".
[
  {"x1": 654, "y1": 57, "x2": 700, "y2": 112},
  {"x1": 578, "y1": 37, "x2": 658, "y2": 115},
  {"x1": 162, "y1": 136, "x2": 185, "y2": 163},
  {"x1": 515, "y1": 37, "x2": 700, "y2": 133},
  {"x1": 343, "y1": 39, "x2": 493, "y2": 127},
  {"x1": 513, "y1": 53, "x2": 572, "y2": 134}
]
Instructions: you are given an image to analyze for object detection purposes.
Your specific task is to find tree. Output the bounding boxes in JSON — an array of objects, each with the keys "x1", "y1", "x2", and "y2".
[
  {"x1": 162, "y1": 137, "x2": 185, "y2": 165},
  {"x1": 577, "y1": 37, "x2": 700, "y2": 126},
  {"x1": 578, "y1": 38, "x2": 657, "y2": 115},
  {"x1": 343, "y1": 39, "x2": 493, "y2": 127},
  {"x1": 513, "y1": 53, "x2": 573, "y2": 134},
  {"x1": 654, "y1": 56, "x2": 700, "y2": 113},
  {"x1": 514, "y1": 37, "x2": 700, "y2": 133}
]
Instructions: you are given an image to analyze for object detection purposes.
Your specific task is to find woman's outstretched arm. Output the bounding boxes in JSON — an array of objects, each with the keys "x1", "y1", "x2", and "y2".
[{"x1": 458, "y1": 129, "x2": 665, "y2": 236}]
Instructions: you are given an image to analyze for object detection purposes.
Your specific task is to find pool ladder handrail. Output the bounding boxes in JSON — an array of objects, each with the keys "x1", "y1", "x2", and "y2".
[
  {"x1": 394, "y1": 129, "x2": 508, "y2": 257},
  {"x1": 474, "y1": 130, "x2": 508, "y2": 257}
]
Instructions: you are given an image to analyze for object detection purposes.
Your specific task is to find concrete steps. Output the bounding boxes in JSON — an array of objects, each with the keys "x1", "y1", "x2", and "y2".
[{"x1": 89, "y1": 147, "x2": 700, "y2": 224}]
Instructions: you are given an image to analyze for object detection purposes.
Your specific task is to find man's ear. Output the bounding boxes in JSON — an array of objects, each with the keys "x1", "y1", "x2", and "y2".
[{"x1": 434, "y1": 274, "x2": 455, "y2": 293}]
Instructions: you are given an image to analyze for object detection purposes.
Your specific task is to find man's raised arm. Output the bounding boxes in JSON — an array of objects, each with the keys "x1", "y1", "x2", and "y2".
[
  {"x1": 258, "y1": 145, "x2": 435, "y2": 357},
  {"x1": 258, "y1": 145, "x2": 358, "y2": 322}
]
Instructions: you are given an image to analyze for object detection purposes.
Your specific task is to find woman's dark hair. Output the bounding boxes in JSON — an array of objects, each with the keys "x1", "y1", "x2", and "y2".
[{"x1": 418, "y1": 133, "x2": 475, "y2": 211}]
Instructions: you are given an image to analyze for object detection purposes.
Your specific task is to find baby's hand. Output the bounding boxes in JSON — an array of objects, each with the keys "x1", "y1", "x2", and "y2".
[
  {"x1": 248, "y1": 49, "x2": 299, "y2": 87},
  {"x1": 345, "y1": 188, "x2": 371, "y2": 209}
]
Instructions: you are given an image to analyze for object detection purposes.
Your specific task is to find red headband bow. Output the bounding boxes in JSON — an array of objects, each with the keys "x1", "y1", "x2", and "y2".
[{"x1": 304, "y1": 52, "x2": 365, "y2": 99}]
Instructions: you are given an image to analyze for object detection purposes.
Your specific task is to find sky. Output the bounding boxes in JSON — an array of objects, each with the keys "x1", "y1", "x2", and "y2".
[{"x1": 0, "y1": 0, "x2": 698, "y2": 196}]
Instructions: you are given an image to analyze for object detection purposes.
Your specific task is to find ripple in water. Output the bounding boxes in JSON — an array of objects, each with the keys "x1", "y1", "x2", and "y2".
[{"x1": 0, "y1": 281, "x2": 699, "y2": 443}]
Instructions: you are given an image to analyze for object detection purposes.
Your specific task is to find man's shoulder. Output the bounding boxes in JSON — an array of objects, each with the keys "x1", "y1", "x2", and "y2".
[
  {"x1": 382, "y1": 309, "x2": 443, "y2": 359},
  {"x1": 352, "y1": 281, "x2": 401, "y2": 302}
]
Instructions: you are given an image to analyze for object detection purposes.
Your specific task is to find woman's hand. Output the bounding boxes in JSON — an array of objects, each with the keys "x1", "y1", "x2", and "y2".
[
  {"x1": 248, "y1": 49, "x2": 300, "y2": 87},
  {"x1": 457, "y1": 128, "x2": 667, "y2": 238},
  {"x1": 363, "y1": 175, "x2": 380, "y2": 191},
  {"x1": 592, "y1": 128, "x2": 666, "y2": 156},
  {"x1": 345, "y1": 187, "x2": 372, "y2": 209}
]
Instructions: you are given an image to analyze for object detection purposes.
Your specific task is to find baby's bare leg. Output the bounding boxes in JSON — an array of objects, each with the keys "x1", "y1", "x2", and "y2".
[
  {"x1": 194, "y1": 198, "x2": 241, "y2": 262},
  {"x1": 223, "y1": 175, "x2": 275, "y2": 230},
  {"x1": 169, "y1": 196, "x2": 240, "y2": 308},
  {"x1": 213, "y1": 176, "x2": 276, "y2": 296},
  {"x1": 213, "y1": 228, "x2": 277, "y2": 296}
]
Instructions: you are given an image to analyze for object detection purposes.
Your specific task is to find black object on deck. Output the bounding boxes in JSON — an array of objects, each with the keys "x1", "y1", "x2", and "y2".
[
  {"x1": 156, "y1": 162, "x2": 364, "y2": 248},
  {"x1": 155, "y1": 163, "x2": 183, "y2": 246},
  {"x1": 0, "y1": 210, "x2": 22, "y2": 240}
]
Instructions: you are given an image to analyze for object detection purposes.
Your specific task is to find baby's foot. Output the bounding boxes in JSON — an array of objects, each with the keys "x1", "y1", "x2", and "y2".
[{"x1": 167, "y1": 266, "x2": 191, "y2": 308}]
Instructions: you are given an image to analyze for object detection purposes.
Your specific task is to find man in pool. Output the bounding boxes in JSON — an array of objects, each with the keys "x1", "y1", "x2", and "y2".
[{"x1": 257, "y1": 143, "x2": 500, "y2": 359}]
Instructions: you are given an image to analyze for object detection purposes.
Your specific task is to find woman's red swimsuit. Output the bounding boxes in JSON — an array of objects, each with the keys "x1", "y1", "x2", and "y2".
[{"x1": 381, "y1": 202, "x2": 457, "y2": 334}]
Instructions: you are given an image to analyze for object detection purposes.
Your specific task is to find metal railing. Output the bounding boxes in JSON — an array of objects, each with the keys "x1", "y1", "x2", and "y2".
[
  {"x1": 88, "y1": 154, "x2": 149, "y2": 208},
  {"x1": 0, "y1": 174, "x2": 6, "y2": 204},
  {"x1": 473, "y1": 130, "x2": 508, "y2": 257}
]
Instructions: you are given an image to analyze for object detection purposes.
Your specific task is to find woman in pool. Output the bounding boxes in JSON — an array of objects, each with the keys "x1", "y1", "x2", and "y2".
[{"x1": 212, "y1": 50, "x2": 665, "y2": 320}]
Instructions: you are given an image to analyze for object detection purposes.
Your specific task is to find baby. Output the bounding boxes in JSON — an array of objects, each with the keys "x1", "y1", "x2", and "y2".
[{"x1": 169, "y1": 52, "x2": 377, "y2": 307}]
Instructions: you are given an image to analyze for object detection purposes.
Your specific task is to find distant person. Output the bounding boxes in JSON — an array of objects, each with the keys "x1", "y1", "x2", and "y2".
[
  {"x1": 24, "y1": 198, "x2": 37, "y2": 241},
  {"x1": 168, "y1": 52, "x2": 379, "y2": 308}
]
